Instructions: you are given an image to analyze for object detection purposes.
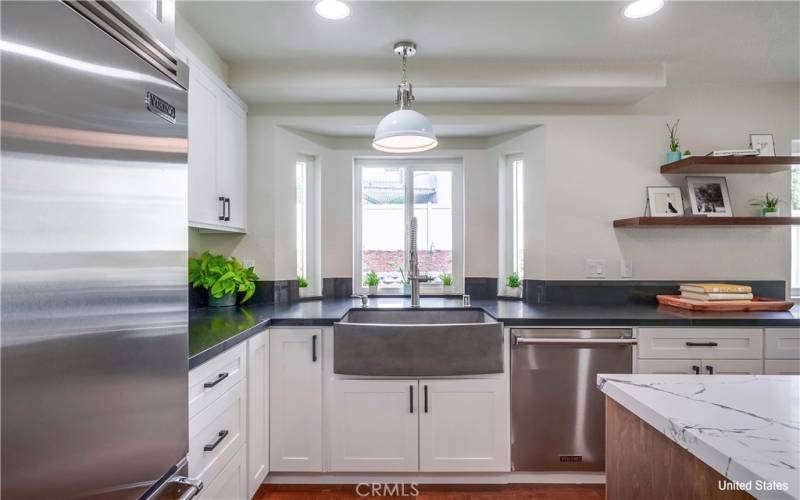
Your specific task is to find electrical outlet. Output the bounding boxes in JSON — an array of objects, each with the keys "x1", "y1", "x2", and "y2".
[
  {"x1": 585, "y1": 259, "x2": 606, "y2": 279},
  {"x1": 243, "y1": 259, "x2": 255, "y2": 270},
  {"x1": 620, "y1": 259, "x2": 633, "y2": 279}
]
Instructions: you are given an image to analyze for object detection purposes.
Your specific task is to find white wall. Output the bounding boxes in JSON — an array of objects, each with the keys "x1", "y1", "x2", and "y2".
[
  {"x1": 176, "y1": 12, "x2": 229, "y2": 83},
  {"x1": 191, "y1": 83, "x2": 799, "y2": 292}
]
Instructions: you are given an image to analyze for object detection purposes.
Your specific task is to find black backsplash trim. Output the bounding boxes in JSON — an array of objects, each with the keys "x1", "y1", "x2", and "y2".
[
  {"x1": 522, "y1": 279, "x2": 786, "y2": 306},
  {"x1": 191, "y1": 277, "x2": 353, "y2": 308},
  {"x1": 464, "y1": 277, "x2": 498, "y2": 300}
]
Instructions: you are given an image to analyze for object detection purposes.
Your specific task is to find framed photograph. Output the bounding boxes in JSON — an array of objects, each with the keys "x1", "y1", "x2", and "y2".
[
  {"x1": 686, "y1": 176, "x2": 733, "y2": 216},
  {"x1": 647, "y1": 186, "x2": 684, "y2": 217},
  {"x1": 749, "y1": 134, "x2": 775, "y2": 156}
]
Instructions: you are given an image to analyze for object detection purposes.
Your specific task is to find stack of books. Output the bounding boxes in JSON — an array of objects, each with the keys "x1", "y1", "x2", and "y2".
[{"x1": 679, "y1": 283, "x2": 753, "y2": 302}]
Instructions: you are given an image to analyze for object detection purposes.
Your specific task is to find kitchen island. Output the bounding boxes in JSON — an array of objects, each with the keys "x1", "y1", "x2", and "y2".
[{"x1": 598, "y1": 374, "x2": 799, "y2": 499}]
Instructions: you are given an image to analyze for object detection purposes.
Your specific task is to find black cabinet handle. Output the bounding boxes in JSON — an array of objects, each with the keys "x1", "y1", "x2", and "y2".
[
  {"x1": 409, "y1": 385, "x2": 414, "y2": 414},
  {"x1": 312, "y1": 334, "x2": 317, "y2": 362},
  {"x1": 203, "y1": 372, "x2": 229, "y2": 388},
  {"x1": 706, "y1": 365, "x2": 714, "y2": 375},
  {"x1": 218, "y1": 196, "x2": 226, "y2": 221},
  {"x1": 686, "y1": 342, "x2": 718, "y2": 347},
  {"x1": 203, "y1": 430, "x2": 229, "y2": 452},
  {"x1": 224, "y1": 198, "x2": 231, "y2": 221},
  {"x1": 692, "y1": 365, "x2": 700, "y2": 374},
  {"x1": 424, "y1": 385, "x2": 428, "y2": 413}
]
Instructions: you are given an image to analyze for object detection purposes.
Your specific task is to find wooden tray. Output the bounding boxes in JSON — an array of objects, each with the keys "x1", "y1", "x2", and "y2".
[{"x1": 657, "y1": 295, "x2": 794, "y2": 312}]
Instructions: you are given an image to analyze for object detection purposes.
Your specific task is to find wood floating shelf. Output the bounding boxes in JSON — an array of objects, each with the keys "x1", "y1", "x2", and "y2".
[
  {"x1": 613, "y1": 216, "x2": 800, "y2": 228},
  {"x1": 660, "y1": 156, "x2": 798, "y2": 174}
]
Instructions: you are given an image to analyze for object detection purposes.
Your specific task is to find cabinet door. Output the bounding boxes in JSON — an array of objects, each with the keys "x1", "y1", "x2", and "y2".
[
  {"x1": 419, "y1": 379, "x2": 509, "y2": 472},
  {"x1": 328, "y1": 380, "x2": 419, "y2": 472},
  {"x1": 765, "y1": 360, "x2": 800, "y2": 375},
  {"x1": 269, "y1": 329, "x2": 322, "y2": 471},
  {"x1": 218, "y1": 92, "x2": 247, "y2": 231},
  {"x1": 247, "y1": 330, "x2": 268, "y2": 497},
  {"x1": 187, "y1": 66, "x2": 221, "y2": 228},
  {"x1": 637, "y1": 359, "x2": 703, "y2": 374},
  {"x1": 704, "y1": 359, "x2": 763, "y2": 375},
  {"x1": 765, "y1": 328, "x2": 800, "y2": 360},
  {"x1": 198, "y1": 443, "x2": 248, "y2": 500}
]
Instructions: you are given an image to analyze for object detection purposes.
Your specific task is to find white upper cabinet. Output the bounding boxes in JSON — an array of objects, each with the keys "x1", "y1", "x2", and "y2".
[
  {"x1": 113, "y1": 0, "x2": 175, "y2": 51},
  {"x1": 178, "y1": 43, "x2": 248, "y2": 233},
  {"x1": 328, "y1": 380, "x2": 419, "y2": 472},
  {"x1": 270, "y1": 329, "x2": 323, "y2": 472}
]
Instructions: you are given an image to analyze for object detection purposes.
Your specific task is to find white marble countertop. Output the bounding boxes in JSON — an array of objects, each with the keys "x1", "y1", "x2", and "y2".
[{"x1": 598, "y1": 374, "x2": 800, "y2": 500}]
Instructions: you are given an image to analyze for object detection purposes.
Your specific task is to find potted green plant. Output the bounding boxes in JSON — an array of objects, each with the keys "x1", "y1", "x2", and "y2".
[
  {"x1": 297, "y1": 275, "x2": 312, "y2": 297},
  {"x1": 189, "y1": 251, "x2": 258, "y2": 307},
  {"x1": 440, "y1": 273, "x2": 454, "y2": 294},
  {"x1": 506, "y1": 272, "x2": 522, "y2": 298},
  {"x1": 666, "y1": 119, "x2": 682, "y2": 163},
  {"x1": 750, "y1": 192, "x2": 782, "y2": 217},
  {"x1": 364, "y1": 270, "x2": 380, "y2": 295}
]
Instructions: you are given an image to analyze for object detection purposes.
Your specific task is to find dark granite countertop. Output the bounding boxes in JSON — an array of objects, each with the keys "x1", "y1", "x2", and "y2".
[{"x1": 188, "y1": 297, "x2": 800, "y2": 369}]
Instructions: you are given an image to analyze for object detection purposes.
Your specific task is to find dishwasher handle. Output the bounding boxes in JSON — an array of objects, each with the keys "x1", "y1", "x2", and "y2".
[{"x1": 513, "y1": 336, "x2": 637, "y2": 346}]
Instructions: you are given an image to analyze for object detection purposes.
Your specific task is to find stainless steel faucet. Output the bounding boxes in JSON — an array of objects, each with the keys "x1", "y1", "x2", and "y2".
[{"x1": 408, "y1": 216, "x2": 432, "y2": 307}]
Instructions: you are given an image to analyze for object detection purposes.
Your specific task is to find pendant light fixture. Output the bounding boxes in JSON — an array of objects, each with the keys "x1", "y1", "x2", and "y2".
[{"x1": 373, "y1": 41, "x2": 438, "y2": 154}]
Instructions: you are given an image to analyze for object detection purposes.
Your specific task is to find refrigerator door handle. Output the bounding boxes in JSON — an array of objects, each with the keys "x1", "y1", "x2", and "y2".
[{"x1": 172, "y1": 477, "x2": 203, "y2": 500}]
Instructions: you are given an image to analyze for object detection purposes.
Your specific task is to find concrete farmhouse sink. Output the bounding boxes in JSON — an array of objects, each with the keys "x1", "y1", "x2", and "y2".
[{"x1": 333, "y1": 309, "x2": 503, "y2": 376}]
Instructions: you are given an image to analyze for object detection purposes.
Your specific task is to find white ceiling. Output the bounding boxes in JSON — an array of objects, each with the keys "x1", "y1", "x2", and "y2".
[{"x1": 178, "y1": 1, "x2": 799, "y2": 105}]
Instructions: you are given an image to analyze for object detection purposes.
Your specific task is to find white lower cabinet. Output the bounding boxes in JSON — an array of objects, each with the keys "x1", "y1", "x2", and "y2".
[
  {"x1": 328, "y1": 380, "x2": 419, "y2": 472},
  {"x1": 765, "y1": 359, "x2": 800, "y2": 374},
  {"x1": 419, "y1": 379, "x2": 509, "y2": 472},
  {"x1": 636, "y1": 359, "x2": 703, "y2": 374},
  {"x1": 198, "y1": 444, "x2": 248, "y2": 500},
  {"x1": 704, "y1": 359, "x2": 763, "y2": 375},
  {"x1": 247, "y1": 331, "x2": 269, "y2": 497},
  {"x1": 270, "y1": 328, "x2": 323, "y2": 471}
]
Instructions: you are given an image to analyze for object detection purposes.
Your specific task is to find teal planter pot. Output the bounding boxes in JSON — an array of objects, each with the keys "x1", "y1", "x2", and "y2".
[
  {"x1": 208, "y1": 291, "x2": 237, "y2": 307},
  {"x1": 666, "y1": 151, "x2": 682, "y2": 163}
]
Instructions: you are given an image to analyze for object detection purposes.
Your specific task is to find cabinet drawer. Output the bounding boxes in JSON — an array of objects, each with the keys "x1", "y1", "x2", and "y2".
[
  {"x1": 189, "y1": 379, "x2": 246, "y2": 485},
  {"x1": 765, "y1": 328, "x2": 800, "y2": 359},
  {"x1": 638, "y1": 328, "x2": 762, "y2": 360},
  {"x1": 189, "y1": 344, "x2": 246, "y2": 419},
  {"x1": 198, "y1": 443, "x2": 248, "y2": 500},
  {"x1": 765, "y1": 359, "x2": 800, "y2": 375}
]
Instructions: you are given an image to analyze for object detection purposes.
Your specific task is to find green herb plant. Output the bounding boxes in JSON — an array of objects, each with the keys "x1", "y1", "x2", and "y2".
[
  {"x1": 506, "y1": 272, "x2": 521, "y2": 288},
  {"x1": 749, "y1": 192, "x2": 782, "y2": 213},
  {"x1": 297, "y1": 276, "x2": 309, "y2": 288},
  {"x1": 666, "y1": 119, "x2": 680, "y2": 152},
  {"x1": 364, "y1": 270, "x2": 380, "y2": 287},
  {"x1": 440, "y1": 273, "x2": 454, "y2": 286},
  {"x1": 189, "y1": 251, "x2": 258, "y2": 304}
]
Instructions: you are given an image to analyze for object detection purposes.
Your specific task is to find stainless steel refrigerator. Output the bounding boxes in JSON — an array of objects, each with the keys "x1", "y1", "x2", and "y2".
[{"x1": 1, "y1": 1, "x2": 199, "y2": 498}]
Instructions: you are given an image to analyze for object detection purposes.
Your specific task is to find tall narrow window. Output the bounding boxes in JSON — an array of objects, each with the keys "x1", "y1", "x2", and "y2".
[
  {"x1": 500, "y1": 154, "x2": 524, "y2": 295},
  {"x1": 792, "y1": 165, "x2": 799, "y2": 297},
  {"x1": 354, "y1": 159, "x2": 463, "y2": 294},
  {"x1": 296, "y1": 154, "x2": 319, "y2": 295}
]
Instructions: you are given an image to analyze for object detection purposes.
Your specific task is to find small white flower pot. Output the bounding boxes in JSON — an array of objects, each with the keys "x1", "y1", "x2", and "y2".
[
  {"x1": 442, "y1": 285, "x2": 454, "y2": 295},
  {"x1": 299, "y1": 286, "x2": 313, "y2": 298},
  {"x1": 763, "y1": 210, "x2": 780, "y2": 217},
  {"x1": 506, "y1": 287, "x2": 522, "y2": 298},
  {"x1": 368, "y1": 285, "x2": 378, "y2": 295}
]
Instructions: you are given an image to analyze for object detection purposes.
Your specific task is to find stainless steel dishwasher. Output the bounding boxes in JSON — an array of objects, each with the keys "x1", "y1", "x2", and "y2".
[{"x1": 510, "y1": 328, "x2": 635, "y2": 471}]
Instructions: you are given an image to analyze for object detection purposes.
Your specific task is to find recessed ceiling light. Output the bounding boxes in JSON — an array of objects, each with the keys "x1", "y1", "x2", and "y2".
[
  {"x1": 313, "y1": 0, "x2": 350, "y2": 20},
  {"x1": 623, "y1": 0, "x2": 664, "y2": 18}
]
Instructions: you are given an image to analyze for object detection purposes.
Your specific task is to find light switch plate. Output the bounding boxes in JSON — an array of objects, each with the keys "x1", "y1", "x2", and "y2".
[
  {"x1": 585, "y1": 259, "x2": 606, "y2": 279},
  {"x1": 620, "y1": 259, "x2": 633, "y2": 279}
]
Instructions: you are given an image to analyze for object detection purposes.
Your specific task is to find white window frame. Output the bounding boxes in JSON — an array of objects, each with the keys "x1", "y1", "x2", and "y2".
[
  {"x1": 296, "y1": 154, "x2": 321, "y2": 297},
  {"x1": 499, "y1": 153, "x2": 524, "y2": 296},
  {"x1": 792, "y1": 165, "x2": 799, "y2": 299},
  {"x1": 353, "y1": 158, "x2": 464, "y2": 295}
]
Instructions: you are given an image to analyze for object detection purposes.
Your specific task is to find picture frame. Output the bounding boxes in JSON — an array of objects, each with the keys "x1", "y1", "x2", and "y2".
[
  {"x1": 646, "y1": 186, "x2": 684, "y2": 217},
  {"x1": 686, "y1": 176, "x2": 733, "y2": 217},
  {"x1": 749, "y1": 134, "x2": 775, "y2": 156}
]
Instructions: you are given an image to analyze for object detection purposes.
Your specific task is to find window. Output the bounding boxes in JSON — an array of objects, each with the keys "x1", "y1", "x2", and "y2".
[
  {"x1": 354, "y1": 159, "x2": 463, "y2": 294},
  {"x1": 499, "y1": 154, "x2": 524, "y2": 294},
  {"x1": 792, "y1": 164, "x2": 799, "y2": 297},
  {"x1": 296, "y1": 154, "x2": 319, "y2": 295}
]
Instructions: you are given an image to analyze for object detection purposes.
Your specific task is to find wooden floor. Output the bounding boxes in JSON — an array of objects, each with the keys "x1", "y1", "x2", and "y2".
[{"x1": 255, "y1": 484, "x2": 605, "y2": 500}]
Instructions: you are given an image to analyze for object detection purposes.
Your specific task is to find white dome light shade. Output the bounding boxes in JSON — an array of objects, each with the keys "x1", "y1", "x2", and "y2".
[
  {"x1": 623, "y1": 0, "x2": 664, "y2": 18},
  {"x1": 313, "y1": 0, "x2": 350, "y2": 20},
  {"x1": 373, "y1": 109, "x2": 438, "y2": 153}
]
